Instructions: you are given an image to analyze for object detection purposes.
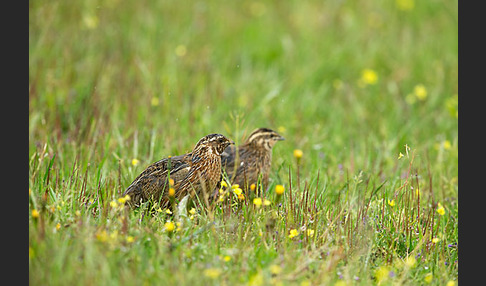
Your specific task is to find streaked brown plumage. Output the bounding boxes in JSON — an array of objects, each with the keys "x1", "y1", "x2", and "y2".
[
  {"x1": 221, "y1": 128, "x2": 284, "y2": 191},
  {"x1": 123, "y1": 133, "x2": 233, "y2": 208}
]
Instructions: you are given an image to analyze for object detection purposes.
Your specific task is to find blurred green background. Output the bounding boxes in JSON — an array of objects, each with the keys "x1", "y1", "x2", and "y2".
[{"x1": 29, "y1": 0, "x2": 457, "y2": 283}]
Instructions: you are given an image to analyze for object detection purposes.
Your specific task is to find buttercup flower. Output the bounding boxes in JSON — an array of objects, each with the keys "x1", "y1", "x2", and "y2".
[
  {"x1": 288, "y1": 229, "x2": 299, "y2": 238},
  {"x1": 164, "y1": 221, "x2": 175, "y2": 232},
  {"x1": 275, "y1": 185, "x2": 285, "y2": 195}
]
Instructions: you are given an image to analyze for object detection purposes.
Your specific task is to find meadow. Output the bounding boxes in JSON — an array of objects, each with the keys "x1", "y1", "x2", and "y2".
[{"x1": 29, "y1": 0, "x2": 458, "y2": 285}]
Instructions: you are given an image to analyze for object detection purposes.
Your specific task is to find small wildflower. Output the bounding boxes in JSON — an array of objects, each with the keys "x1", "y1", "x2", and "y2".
[
  {"x1": 175, "y1": 45, "x2": 187, "y2": 57},
  {"x1": 157, "y1": 207, "x2": 163, "y2": 213},
  {"x1": 164, "y1": 221, "x2": 175, "y2": 232},
  {"x1": 432, "y1": 237, "x2": 440, "y2": 243},
  {"x1": 307, "y1": 229, "x2": 315, "y2": 237},
  {"x1": 359, "y1": 69, "x2": 378, "y2": 86},
  {"x1": 396, "y1": 0, "x2": 414, "y2": 11},
  {"x1": 375, "y1": 266, "x2": 390, "y2": 284},
  {"x1": 118, "y1": 196, "x2": 127, "y2": 204},
  {"x1": 126, "y1": 236, "x2": 135, "y2": 243},
  {"x1": 203, "y1": 268, "x2": 221, "y2": 279},
  {"x1": 446, "y1": 281, "x2": 456, "y2": 286},
  {"x1": 288, "y1": 229, "x2": 299, "y2": 238},
  {"x1": 189, "y1": 208, "x2": 196, "y2": 215},
  {"x1": 223, "y1": 255, "x2": 231, "y2": 262},
  {"x1": 293, "y1": 149, "x2": 303, "y2": 160},
  {"x1": 250, "y1": 184, "x2": 256, "y2": 191},
  {"x1": 436, "y1": 203, "x2": 445, "y2": 216},
  {"x1": 263, "y1": 199, "x2": 271, "y2": 206},
  {"x1": 75, "y1": 210, "x2": 81, "y2": 216},
  {"x1": 168, "y1": 188, "x2": 175, "y2": 197},
  {"x1": 238, "y1": 193, "x2": 245, "y2": 200},
  {"x1": 398, "y1": 152, "x2": 404, "y2": 159},
  {"x1": 151, "y1": 97, "x2": 160, "y2": 106},
  {"x1": 275, "y1": 185, "x2": 285, "y2": 195},
  {"x1": 231, "y1": 184, "x2": 240, "y2": 189},
  {"x1": 110, "y1": 201, "x2": 118, "y2": 208},
  {"x1": 220, "y1": 180, "x2": 228, "y2": 188},
  {"x1": 233, "y1": 187, "x2": 243, "y2": 196},
  {"x1": 414, "y1": 84, "x2": 427, "y2": 100},
  {"x1": 32, "y1": 209, "x2": 39, "y2": 218},
  {"x1": 131, "y1": 158, "x2": 139, "y2": 166},
  {"x1": 166, "y1": 209, "x2": 172, "y2": 215},
  {"x1": 388, "y1": 199, "x2": 396, "y2": 207},
  {"x1": 82, "y1": 14, "x2": 99, "y2": 29},
  {"x1": 404, "y1": 256, "x2": 416, "y2": 268},
  {"x1": 270, "y1": 264, "x2": 282, "y2": 275},
  {"x1": 96, "y1": 230, "x2": 108, "y2": 242},
  {"x1": 253, "y1": 198, "x2": 262, "y2": 207},
  {"x1": 424, "y1": 273, "x2": 433, "y2": 283},
  {"x1": 169, "y1": 178, "x2": 175, "y2": 186},
  {"x1": 56, "y1": 223, "x2": 61, "y2": 230}
]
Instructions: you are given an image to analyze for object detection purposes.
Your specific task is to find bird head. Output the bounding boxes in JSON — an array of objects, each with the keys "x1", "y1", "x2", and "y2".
[
  {"x1": 246, "y1": 128, "x2": 285, "y2": 150},
  {"x1": 193, "y1": 133, "x2": 234, "y2": 156}
]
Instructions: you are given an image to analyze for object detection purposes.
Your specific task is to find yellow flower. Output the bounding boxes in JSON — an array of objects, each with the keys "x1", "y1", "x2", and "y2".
[
  {"x1": 446, "y1": 280, "x2": 456, "y2": 286},
  {"x1": 275, "y1": 185, "x2": 285, "y2": 195},
  {"x1": 126, "y1": 236, "x2": 135, "y2": 243},
  {"x1": 110, "y1": 201, "x2": 118, "y2": 208},
  {"x1": 168, "y1": 188, "x2": 175, "y2": 197},
  {"x1": 118, "y1": 196, "x2": 127, "y2": 204},
  {"x1": 396, "y1": 0, "x2": 414, "y2": 11},
  {"x1": 164, "y1": 221, "x2": 175, "y2": 232},
  {"x1": 388, "y1": 199, "x2": 396, "y2": 207},
  {"x1": 238, "y1": 193, "x2": 245, "y2": 201},
  {"x1": 288, "y1": 229, "x2": 299, "y2": 238},
  {"x1": 263, "y1": 199, "x2": 271, "y2": 206},
  {"x1": 270, "y1": 264, "x2": 282, "y2": 275},
  {"x1": 443, "y1": 140, "x2": 452, "y2": 150},
  {"x1": 436, "y1": 203, "x2": 445, "y2": 216},
  {"x1": 414, "y1": 84, "x2": 427, "y2": 100},
  {"x1": 307, "y1": 229, "x2": 315, "y2": 237},
  {"x1": 157, "y1": 207, "x2": 163, "y2": 213},
  {"x1": 175, "y1": 45, "x2": 187, "y2": 57},
  {"x1": 131, "y1": 158, "x2": 140, "y2": 166},
  {"x1": 32, "y1": 209, "x2": 40, "y2": 218},
  {"x1": 231, "y1": 184, "x2": 240, "y2": 189},
  {"x1": 293, "y1": 149, "x2": 303, "y2": 160},
  {"x1": 189, "y1": 208, "x2": 196, "y2": 215},
  {"x1": 166, "y1": 209, "x2": 172, "y2": 215},
  {"x1": 151, "y1": 97, "x2": 159, "y2": 106},
  {"x1": 203, "y1": 268, "x2": 221, "y2": 279},
  {"x1": 432, "y1": 237, "x2": 440, "y2": 243},
  {"x1": 250, "y1": 184, "x2": 256, "y2": 191},
  {"x1": 404, "y1": 256, "x2": 416, "y2": 268},
  {"x1": 220, "y1": 180, "x2": 228, "y2": 188},
  {"x1": 375, "y1": 266, "x2": 390, "y2": 284},
  {"x1": 96, "y1": 230, "x2": 108, "y2": 242},
  {"x1": 233, "y1": 187, "x2": 243, "y2": 196},
  {"x1": 253, "y1": 198, "x2": 262, "y2": 207},
  {"x1": 424, "y1": 273, "x2": 433, "y2": 283},
  {"x1": 223, "y1": 255, "x2": 231, "y2": 262},
  {"x1": 82, "y1": 14, "x2": 99, "y2": 29},
  {"x1": 56, "y1": 223, "x2": 61, "y2": 230},
  {"x1": 398, "y1": 152, "x2": 404, "y2": 160},
  {"x1": 169, "y1": 178, "x2": 175, "y2": 186},
  {"x1": 360, "y1": 69, "x2": 378, "y2": 85},
  {"x1": 277, "y1": 126, "x2": 286, "y2": 134}
]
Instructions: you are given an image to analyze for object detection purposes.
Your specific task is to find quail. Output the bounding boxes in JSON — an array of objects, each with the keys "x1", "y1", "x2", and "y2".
[
  {"x1": 221, "y1": 128, "x2": 284, "y2": 191},
  {"x1": 123, "y1": 133, "x2": 233, "y2": 208}
]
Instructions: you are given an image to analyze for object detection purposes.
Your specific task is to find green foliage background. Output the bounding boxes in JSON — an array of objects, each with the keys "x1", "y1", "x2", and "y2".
[{"x1": 29, "y1": 0, "x2": 457, "y2": 285}]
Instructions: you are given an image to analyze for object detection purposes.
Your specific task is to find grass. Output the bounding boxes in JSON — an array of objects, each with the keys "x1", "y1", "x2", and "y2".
[{"x1": 29, "y1": 0, "x2": 458, "y2": 285}]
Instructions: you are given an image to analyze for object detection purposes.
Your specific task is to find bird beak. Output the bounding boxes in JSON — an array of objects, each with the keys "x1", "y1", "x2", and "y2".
[
  {"x1": 229, "y1": 140, "x2": 235, "y2": 145},
  {"x1": 277, "y1": 136, "x2": 285, "y2": 141}
]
